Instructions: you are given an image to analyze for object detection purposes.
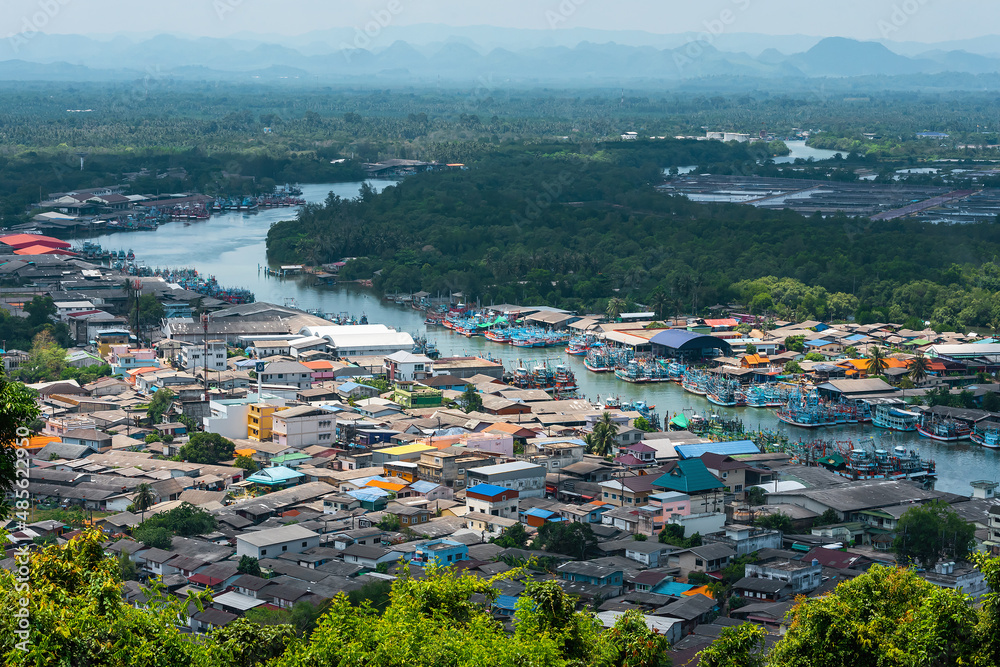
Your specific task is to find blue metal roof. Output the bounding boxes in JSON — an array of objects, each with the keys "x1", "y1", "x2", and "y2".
[
  {"x1": 410, "y1": 480, "x2": 439, "y2": 493},
  {"x1": 845, "y1": 334, "x2": 867, "y2": 342},
  {"x1": 246, "y1": 466, "x2": 304, "y2": 483},
  {"x1": 494, "y1": 595, "x2": 521, "y2": 611},
  {"x1": 653, "y1": 581, "x2": 695, "y2": 596},
  {"x1": 650, "y1": 329, "x2": 732, "y2": 354},
  {"x1": 340, "y1": 381, "x2": 360, "y2": 391},
  {"x1": 523, "y1": 508, "x2": 556, "y2": 518},
  {"x1": 466, "y1": 483, "x2": 510, "y2": 497},
  {"x1": 674, "y1": 440, "x2": 760, "y2": 460},
  {"x1": 804, "y1": 339, "x2": 831, "y2": 347}
]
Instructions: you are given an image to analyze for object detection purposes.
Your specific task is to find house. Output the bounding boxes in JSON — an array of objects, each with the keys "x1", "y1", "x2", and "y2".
[
  {"x1": 417, "y1": 448, "x2": 496, "y2": 488},
  {"x1": 623, "y1": 541, "x2": 674, "y2": 568},
  {"x1": 703, "y1": 525, "x2": 783, "y2": 557},
  {"x1": 699, "y1": 453, "x2": 774, "y2": 495},
  {"x1": 558, "y1": 561, "x2": 624, "y2": 593},
  {"x1": 598, "y1": 473, "x2": 661, "y2": 508},
  {"x1": 387, "y1": 505, "x2": 431, "y2": 528},
  {"x1": 341, "y1": 544, "x2": 400, "y2": 569},
  {"x1": 744, "y1": 557, "x2": 822, "y2": 596},
  {"x1": 60, "y1": 428, "x2": 112, "y2": 451},
  {"x1": 248, "y1": 403, "x2": 285, "y2": 441},
  {"x1": 650, "y1": 459, "x2": 727, "y2": 513},
  {"x1": 235, "y1": 525, "x2": 321, "y2": 560},
  {"x1": 246, "y1": 466, "x2": 305, "y2": 491},
  {"x1": 384, "y1": 351, "x2": 433, "y2": 382},
  {"x1": 668, "y1": 543, "x2": 735, "y2": 577},
  {"x1": 465, "y1": 483, "x2": 519, "y2": 518},
  {"x1": 270, "y1": 406, "x2": 336, "y2": 448},
  {"x1": 260, "y1": 361, "x2": 314, "y2": 390},
  {"x1": 595, "y1": 612, "x2": 683, "y2": 646},
  {"x1": 392, "y1": 382, "x2": 443, "y2": 409},
  {"x1": 732, "y1": 576, "x2": 790, "y2": 602},
  {"x1": 411, "y1": 539, "x2": 468, "y2": 567},
  {"x1": 465, "y1": 461, "x2": 547, "y2": 499}
]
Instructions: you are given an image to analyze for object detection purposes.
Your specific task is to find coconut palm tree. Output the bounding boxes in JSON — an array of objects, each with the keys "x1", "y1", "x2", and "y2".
[
  {"x1": 909, "y1": 352, "x2": 931, "y2": 385},
  {"x1": 650, "y1": 288, "x2": 669, "y2": 321},
  {"x1": 867, "y1": 345, "x2": 888, "y2": 377},
  {"x1": 586, "y1": 412, "x2": 619, "y2": 457},
  {"x1": 606, "y1": 297, "x2": 626, "y2": 322},
  {"x1": 133, "y1": 483, "x2": 156, "y2": 522}
]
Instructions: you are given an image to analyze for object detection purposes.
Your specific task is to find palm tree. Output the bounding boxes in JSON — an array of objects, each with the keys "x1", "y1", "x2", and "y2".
[
  {"x1": 909, "y1": 352, "x2": 930, "y2": 385},
  {"x1": 606, "y1": 297, "x2": 626, "y2": 322},
  {"x1": 867, "y1": 345, "x2": 887, "y2": 377},
  {"x1": 586, "y1": 412, "x2": 619, "y2": 457},
  {"x1": 650, "y1": 288, "x2": 669, "y2": 321},
  {"x1": 133, "y1": 483, "x2": 155, "y2": 522}
]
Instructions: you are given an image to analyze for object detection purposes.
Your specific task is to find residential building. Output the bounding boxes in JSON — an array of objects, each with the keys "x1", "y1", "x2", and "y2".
[
  {"x1": 235, "y1": 525, "x2": 320, "y2": 559},
  {"x1": 181, "y1": 340, "x2": 228, "y2": 372},
  {"x1": 623, "y1": 541, "x2": 673, "y2": 568},
  {"x1": 411, "y1": 539, "x2": 468, "y2": 567},
  {"x1": 392, "y1": 382, "x2": 443, "y2": 409},
  {"x1": 744, "y1": 557, "x2": 822, "y2": 596},
  {"x1": 465, "y1": 483, "x2": 519, "y2": 518},
  {"x1": 465, "y1": 461, "x2": 547, "y2": 499},
  {"x1": 260, "y1": 360, "x2": 314, "y2": 390},
  {"x1": 384, "y1": 351, "x2": 433, "y2": 382},
  {"x1": 668, "y1": 543, "x2": 735, "y2": 577},
  {"x1": 557, "y1": 561, "x2": 624, "y2": 592},
  {"x1": 650, "y1": 459, "x2": 727, "y2": 513},
  {"x1": 270, "y1": 406, "x2": 336, "y2": 448},
  {"x1": 599, "y1": 474, "x2": 661, "y2": 508},
  {"x1": 248, "y1": 403, "x2": 286, "y2": 441},
  {"x1": 372, "y1": 443, "x2": 435, "y2": 466},
  {"x1": 702, "y1": 525, "x2": 783, "y2": 556},
  {"x1": 341, "y1": 544, "x2": 400, "y2": 569},
  {"x1": 417, "y1": 448, "x2": 495, "y2": 488}
]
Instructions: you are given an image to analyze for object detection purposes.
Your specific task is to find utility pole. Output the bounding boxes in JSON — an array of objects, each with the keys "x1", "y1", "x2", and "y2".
[{"x1": 201, "y1": 312, "x2": 210, "y2": 402}]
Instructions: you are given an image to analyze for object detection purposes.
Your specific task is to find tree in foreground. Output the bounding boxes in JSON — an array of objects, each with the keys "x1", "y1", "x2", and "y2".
[
  {"x1": 492, "y1": 522, "x2": 530, "y2": 549},
  {"x1": 179, "y1": 432, "x2": 236, "y2": 464},
  {"x1": 696, "y1": 623, "x2": 767, "y2": 667},
  {"x1": 0, "y1": 368, "x2": 40, "y2": 519}
]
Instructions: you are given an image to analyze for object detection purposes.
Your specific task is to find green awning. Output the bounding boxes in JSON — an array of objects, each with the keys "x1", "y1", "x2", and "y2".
[{"x1": 670, "y1": 413, "x2": 690, "y2": 428}]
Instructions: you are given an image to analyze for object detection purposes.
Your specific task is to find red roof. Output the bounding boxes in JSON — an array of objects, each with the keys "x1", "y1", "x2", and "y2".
[
  {"x1": 14, "y1": 245, "x2": 76, "y2": 256},
  {"x1": 704, "y1": 318, "x2": 739, "y2": 327},
  {"x1": 0, "y1": 234, "x2": 71, "y2": 249},
  {"x1": 614, "y1": 453, "x2": 646, "y2": 466}
]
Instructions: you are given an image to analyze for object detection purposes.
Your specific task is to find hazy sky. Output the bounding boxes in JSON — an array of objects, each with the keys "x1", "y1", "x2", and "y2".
[{"x1": 1, "y1": 0, "x2": 993, "y2": 43}]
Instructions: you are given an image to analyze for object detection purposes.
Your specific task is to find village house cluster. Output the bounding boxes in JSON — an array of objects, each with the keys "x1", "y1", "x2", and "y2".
[{"x1": 2, "y1": 251, "x2": 1000, "y2": 657}]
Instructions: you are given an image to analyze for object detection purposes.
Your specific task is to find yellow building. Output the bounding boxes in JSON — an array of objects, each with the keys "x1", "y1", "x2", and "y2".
[{"x1": 248, "y1": 404, "x2": 285, "y2": 441}]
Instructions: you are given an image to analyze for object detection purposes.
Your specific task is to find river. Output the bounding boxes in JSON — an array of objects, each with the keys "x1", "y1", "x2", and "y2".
[{"x1": 90, "y1": 181, "x2": 997, "y2": 495}]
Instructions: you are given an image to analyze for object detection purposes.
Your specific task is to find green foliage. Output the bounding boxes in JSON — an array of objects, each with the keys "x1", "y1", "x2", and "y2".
[
  {"x1": 211, "y1": 618, "x2": 296, "y2": 667},
  {"x1": 768, "y1": 564, "x2": 979, "y2": 667},
  {"x1": 632, "y1": 533, "x2": 648, "y2": 541},
  {"x1": 696, "y1": 623, "x2": 767, "y2": 667},
  {"x1": 179, "y1": 432, "x2": 236, "y2": 464},
  {"x1": 804, "y1": 352, "x2": 826, "y2": 362},
  {"x1": 812, "y1": 508, "x2": 841, "y2": 528},
  {"x1": 585, "y1": 412, "x2": 619, "y2": 457},
  {"x1": 377, "y1": 514, "x2": 401, "y2": 531},
  {"x1": 633, "y1": 416, "x2": 656, "y2": 432},
  {"x1": 146, "y1": 388, "x2": 175, "y2": 425},
  {"x1": 867, "y1": 345, "x2": 888, "y2": 376},
  {"x1": 755, "y1": 512, "x2": 793, "y2": 533},
  {"x1": 460, "y1": 384, "x2": 483, "y2": 413},
  {"x1": 491, "y1": 523, "x2": 530, "y2": 549},
  {"x1": 784, "y1": 336, "x2": 805, "y2": 353},
  {"x1": 357, "y1": 377, "x2": 390, "y2": 393},
  {"x1": 235, "y1": 454, "x2": 259, "y2": 474},
  {"x1": 658, "y1": 523, "x2": 702, "y2": 548},
  {"x1": 133, "y1": 525, "x2": 173, "y2": 549},
  {"x1": 117, "y1": 550, "x2": 139, "y2": 581},
  {"x1": 533, "y1": 521, "x2": 597, "y2": 559},
  {"x1": 0, "y1": 369, "x2": 39, "y2": 518},
  {"x1": 132, "y1": 482, "x2": 156, "y2": 519},
  {"x1": 144, "y1": 433, "x2": 162, "y2": 444},
  {"x1": 893, "y1": 500, "x2": 976, "y2": 567},
  {"x1": 746, "y1": 486, "x2": 767, "y2": 506},
  {"x1": 134, "y1": 502, "x2": 218, "y2": 540},
  {"x1": 346, "y1": 579, "x2": 393, "y2": 613},
  {"x1": 783, "y1": 360, "x2": 804, "y2": 374},
  {"x1": 237, "y1": 555, "x2": 262, "y2": 578}
]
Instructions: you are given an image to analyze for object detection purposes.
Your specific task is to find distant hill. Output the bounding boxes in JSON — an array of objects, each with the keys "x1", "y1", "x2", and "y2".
[{"x1": 0, "y1": 32, "x2": 998, "y2": 84}]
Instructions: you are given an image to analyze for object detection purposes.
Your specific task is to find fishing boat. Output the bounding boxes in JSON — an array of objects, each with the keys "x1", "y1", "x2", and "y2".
[
  {"x1": 706, "y1": 376, "x2": 745, "y2": 407},
  {"x1": 584, "y1": 349, "x2": 614, "y2": 373},
  {"x1": 871, "y1": 402, "x2": 920, "y2": 432},
  {"x1": 604, "y1": 396, "x2": 622, "y2": 410},
  {"x1": 746, "y1": 384, "x2": 785, "y2": 408},
  {"x1": 971, "y1": 421, "x2": 1000, "y2": 449},
  {"x1": 917, "y1": 413, "x2": 972, "y2": 442},
  {"x1": 681, "y1": 369, "x2": 709, "y2": 396},
  {"x1": 776, "y1": 389, "x2": 839, "y2": 428},
  {"x1": 485, "y1": 329, "x2": 512, "y2": 343},
  {"x1": 615, "y1": 359, "x2": 650, "y2": 383}
]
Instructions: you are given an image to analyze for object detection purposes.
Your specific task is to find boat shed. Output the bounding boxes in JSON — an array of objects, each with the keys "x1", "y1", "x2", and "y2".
[
  {"x1": 650, "y1": 330, "x2": 731, "y2": 360},
  {"x1": 815, "y1": 378, "x2": 898, "y2": 400}
]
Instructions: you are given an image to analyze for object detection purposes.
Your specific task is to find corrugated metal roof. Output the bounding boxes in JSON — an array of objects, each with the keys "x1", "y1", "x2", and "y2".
[{"x1": 674, "y1": 440, "x2": 759, "y2": 459}]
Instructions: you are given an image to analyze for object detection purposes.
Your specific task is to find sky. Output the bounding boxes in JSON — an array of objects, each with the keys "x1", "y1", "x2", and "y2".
[{"x1": 0, "y1": 0, "x2": 994, "y2": 43}]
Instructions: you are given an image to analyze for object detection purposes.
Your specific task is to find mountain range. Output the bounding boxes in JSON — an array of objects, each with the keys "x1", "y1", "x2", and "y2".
[{"x1": 4, "y1": 29, "x2": 1000, "y2": 85}]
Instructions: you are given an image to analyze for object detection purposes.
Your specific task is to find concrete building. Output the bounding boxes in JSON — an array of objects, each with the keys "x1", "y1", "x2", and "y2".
[
  {"x1": 744, "y1": 557, "x2": 822, "y2": 596},
  {"x1": 465, "y1": 461, "x2": 547, "y2": 499},
  {"x1": 411, "y1": 539, "x2": 468, "y2": 567},
  {"x1": 417, "y1": 448, "x2": 495, "y2": 488},
  {"x1": 181, "y1": 340, "x2": 228, "y2": 372},
  {"x1": 235, "y1": 525, "x2": 320, "y2": 560},
  {"x1": 465, "y1": 483, "x2": 519, "y2": 518},
  {"x1": 384, "y1": 351, "x2": 433, "y2": 382},
  {"x1": 260, "y1": 360, "x2": 314, "y2": 390},
  {"x1": 248, "y1": 403, "x2": 285, "y2": 441},
  {"x1": 270, "y1": 406, "x2": 336, "y2": 448},
  {"x1": 299, "y1": 324, "x2": 414, "y2": 358}
]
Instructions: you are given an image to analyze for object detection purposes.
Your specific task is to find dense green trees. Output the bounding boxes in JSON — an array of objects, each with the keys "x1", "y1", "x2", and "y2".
[
  {"x1": 584, "y1": 412, "x2": 619, "y2": 457},
  {"x1": 179, "y1": 432, "x2": 235, "y2": 464},
  {"x1": 893, "y1": 500, "x2": 976, "y2": 567},
  {"x1": 0, "y1": 368, "x2": 40, "y2": 519},
  {"x1": 268, "y1": 151, "x2": 1000, "y2": 326},
  {"x1": 133, "y1": 502, "x2": 218, "y2": 542},
  {"x1": 533, "y1": 522, "x2": 598, "y2": 559}
]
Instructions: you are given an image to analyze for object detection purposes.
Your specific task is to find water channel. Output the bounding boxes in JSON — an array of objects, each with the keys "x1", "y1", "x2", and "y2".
[{"x1": 89, "y1": 181, "x2": 997, "y2": 495}]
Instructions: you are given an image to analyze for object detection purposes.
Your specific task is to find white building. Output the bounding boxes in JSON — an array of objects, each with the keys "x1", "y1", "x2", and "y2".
[
  {"x1": 384, "y1": 351, "x2": 433, "y2": 382},
  {"x1": 54, "y1": 300, "x2": 96, "y2": 321},
  {"x1": 299, "y1": 324, "x2": 414, "y2": 358},
  {"x1": 260, "y1": 360, "x2": 313, "y2": 390},
  {"x1": 181, "y1": 340, "x2": 228, "y2": 372},
  {"x1": 270, "y1": 405, "x2": 336, "y2": 448},
  {"x1": 465, "y1": 461, "x2": 547, "y2": 499},
  {"x1": 235, "y1": 524, "x2": 321, "y2": 560}
]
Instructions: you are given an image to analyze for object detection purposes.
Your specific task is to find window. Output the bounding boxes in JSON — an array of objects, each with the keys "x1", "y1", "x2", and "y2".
[
  {"x1": 302, "y1": 542, "x2": 307, "y2": 547},
  {"x1": 695, "y1": 559, "x2": 704, "y2": 567},
  {"x1": 282, "y1": 545, "x2": 287, "y2": 551},
  {"x1": 603, "y1": 491, "x2": 609, "y2": 498},
  {"x1": 261, "y1": 549, "x2": 267, "y2": 555}
]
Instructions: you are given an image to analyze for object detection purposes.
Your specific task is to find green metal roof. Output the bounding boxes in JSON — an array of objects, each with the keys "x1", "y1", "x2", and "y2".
[{"x1": 650, "y1": 458, "x2": 725, "y2": 494}]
